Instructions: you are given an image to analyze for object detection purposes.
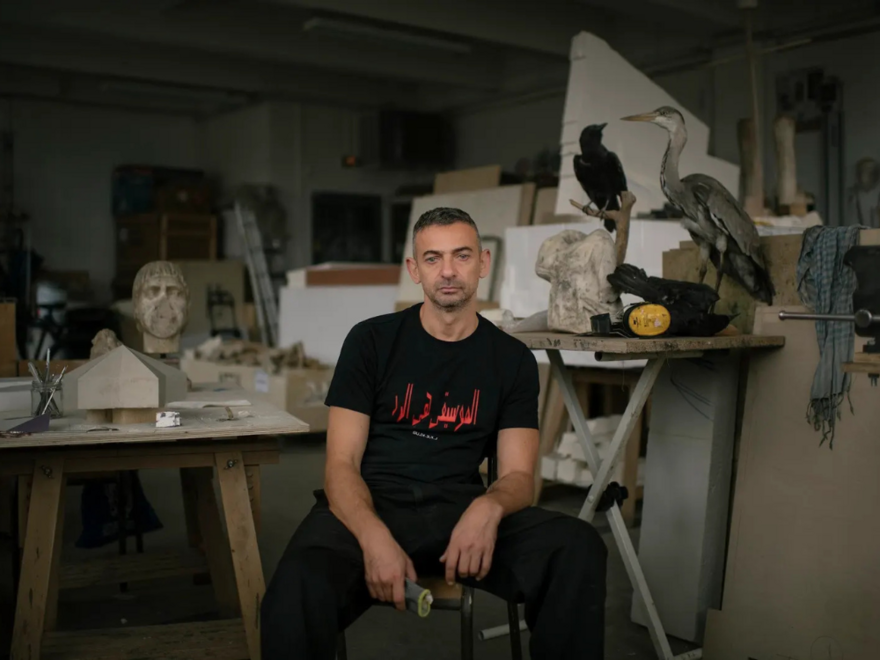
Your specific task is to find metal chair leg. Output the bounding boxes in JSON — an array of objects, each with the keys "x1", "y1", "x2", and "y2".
[
  {"x1": 507, "y1": 601, "x2": 523, "y2": 660},
  {"x1": 461, "y1": 586, "x2": 474, "y2": 660},
  {"x1": 336, "y1": 632, "x2": 348, "y2": 660}
]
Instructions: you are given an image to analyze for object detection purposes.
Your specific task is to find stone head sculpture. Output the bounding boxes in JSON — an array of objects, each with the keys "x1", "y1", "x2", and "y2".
[{"x1": 133, "y1": 261, "x2": 190, "y2": 354}]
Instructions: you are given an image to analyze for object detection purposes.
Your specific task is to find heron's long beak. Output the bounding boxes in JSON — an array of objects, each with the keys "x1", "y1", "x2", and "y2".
[{"x1": 621, "y1": 112, "x2": 658, "y2": 122}]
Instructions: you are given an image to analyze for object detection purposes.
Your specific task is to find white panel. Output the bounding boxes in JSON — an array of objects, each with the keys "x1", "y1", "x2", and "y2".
[
  {"x1": 278, "y1": 285, "x2": 397, "y2": 365},
  {"x1": 557, "y1": 33, "x2": 739, "y2": 219},
  {"x1": 631, "y1": 353, "x2": 741, "y2": 643},
  {"x1": 397, "y1": 185, "x2": 530, "y2": 304}
]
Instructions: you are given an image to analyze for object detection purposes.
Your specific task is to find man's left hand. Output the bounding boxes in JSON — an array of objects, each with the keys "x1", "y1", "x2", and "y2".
[{"x1": 440, "y1": 497, "x2": 503, "y2": 584}]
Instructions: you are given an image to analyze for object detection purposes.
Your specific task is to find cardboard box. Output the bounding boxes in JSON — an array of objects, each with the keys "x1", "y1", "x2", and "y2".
[{"x1": 181, "y1": 358, "x2": 333, "y2": 432}]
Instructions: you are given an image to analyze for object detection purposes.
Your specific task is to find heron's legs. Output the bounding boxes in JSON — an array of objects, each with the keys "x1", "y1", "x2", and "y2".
[
  {"x1": 697, "y1": 242, "x2": 712, "y2": 284},
  {"x1": 713, "y1": 252, "x2": 725, "y2": 293}
]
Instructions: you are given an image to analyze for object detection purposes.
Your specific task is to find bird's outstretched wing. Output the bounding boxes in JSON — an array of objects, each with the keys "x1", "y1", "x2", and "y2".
[{"x1": 684, "y1": 173, "x2": 764, "y2": 267}]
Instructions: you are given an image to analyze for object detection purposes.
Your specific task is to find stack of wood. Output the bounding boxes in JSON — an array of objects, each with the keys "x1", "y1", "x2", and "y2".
[{"x1": 192, "y1": 337, "x2": 326, "y2": 373}]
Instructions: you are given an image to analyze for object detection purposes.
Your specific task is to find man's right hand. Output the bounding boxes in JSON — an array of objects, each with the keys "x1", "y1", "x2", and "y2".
[{"x1": 361, "y1": 528, "x2": 417, "y2": 611}]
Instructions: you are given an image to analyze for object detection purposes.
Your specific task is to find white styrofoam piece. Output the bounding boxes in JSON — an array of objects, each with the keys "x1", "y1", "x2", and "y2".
[
  {"x1": 155, "y1": 411, "x2": 181, "y2": 428},
  {"x1": 558, "y1": 33, "x2": 739, "y2": 218},
  {"x1": 397, "y1": 185, "x2": 531, "y2": 304},
  {"x1": 631, "y1": 353, "x2": 741, "y2": 643},
  {"x1": 541, "y1": 455, "x2": 557, "y2": 481},
  {"x1": 0, "y1": 378, "x2": 32, "y2": 414},
  {"x1": 278, "y1": 285, "x2": 397, "y2": 365},
  {"x1": 556, "y1": 457, "x2": 579, "y2": 483}
]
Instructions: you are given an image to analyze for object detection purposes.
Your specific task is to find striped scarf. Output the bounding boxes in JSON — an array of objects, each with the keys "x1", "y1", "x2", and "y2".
[{"x1": 796, "y1": 225, "x2": 861, "y2": 448}]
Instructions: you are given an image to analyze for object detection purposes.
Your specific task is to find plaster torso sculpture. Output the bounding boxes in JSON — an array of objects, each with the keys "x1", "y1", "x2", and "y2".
[
  {"x1": 536, "y1": 191, "x2": 634, "y2": 334},
  {"x1": 847, "y1": 158, "x2": 880, "y2": 227},
  {"x1": 133, "y1": 261, "x2": 190, "y2": 354}
]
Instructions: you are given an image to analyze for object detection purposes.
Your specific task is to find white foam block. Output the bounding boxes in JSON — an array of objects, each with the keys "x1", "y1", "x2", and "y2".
[
  {"x1": 631, "y1": 353, "x2": 741, "y2": 643},
  {"x1": 278, "y1": 285, "x2": 398, "y2": 365},
  {"x1": 557, "y1": 33, "x2": 739, "y2": 218}
]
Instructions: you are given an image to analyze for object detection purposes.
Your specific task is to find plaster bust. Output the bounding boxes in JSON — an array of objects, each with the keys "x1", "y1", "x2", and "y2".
[{"x1": 132, "y1": 261, "x2": 190, "y2": 354}]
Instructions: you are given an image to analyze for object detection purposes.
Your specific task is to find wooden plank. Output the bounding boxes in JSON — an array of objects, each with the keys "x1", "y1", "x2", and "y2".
[
  {"x1": 41, "y1": 618, "x2": 248, "y2": 660},
  {"x1": 531, "y1": 187, "x2": 558, "y2": 225},
  {"x1": 513, "y1": 331, "x2": 786, "y2": 354},
  {"x1": 433, "y1": 165, "x2": 501, "y2": 194},
  {"x1": 0, "y1": 448, "x2": 280, "y2": 478},
  {"x1": 60, "y1": 550, "x2": 209, "y2": 590},
  {"x1": 216, "y1": 451, "x2": 265, "y2": 660},
  {"x1": 620, "y1": 383, "x2": 643, "y2": 526},
  {"x1": 44, "y1": 476, "x2": 67, "y2": 631},
  {"x1": 843, "y1": 361, "x2": 880, "y2": 374},
  {"x1": 517, "y1": 182, "x2": 537, "y2": 226},
  {"x1": 191, "y1": 467, "x2": 240, "y2": 619},
  {"x1": 11, "y1": 457, "x2": 65, "y2": 660},
  {"x1": 17, "y1": 475, "x2": 31, "y2": 548},
  {"x1": 245, "y1": 466, "x2": 261, "y2": 535},
  {"x1": 0, "y1": 386, "x2": 307, "y2": 450}
]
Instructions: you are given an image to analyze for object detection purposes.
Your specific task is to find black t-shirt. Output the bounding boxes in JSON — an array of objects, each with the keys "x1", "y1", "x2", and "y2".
[{"x1": 325, "y1": 303, "x2": 539, "y2": 491}]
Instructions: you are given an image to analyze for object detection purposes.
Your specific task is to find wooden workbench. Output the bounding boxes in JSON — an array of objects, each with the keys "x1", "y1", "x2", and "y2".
[
  {"x1": 2, "y1": 385, "x2": 308, "y2": 660},
  {"x1": 509, "y1": 331, "x2": 785, "y2": 660}
]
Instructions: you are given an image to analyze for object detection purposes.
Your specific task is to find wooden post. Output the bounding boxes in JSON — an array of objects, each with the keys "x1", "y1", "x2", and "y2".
[
  {"x1": 216, "y1": 451, "x2": 266, "y2": 660},
  {"x1": 742, "y1": 3, "x2": 764, "y2": 218},
  {"x1": 11, "y1": 458, "x2": 65, "y2": 660},
  {"x1": 190, "y1": 467, "x2": 239, "y2": 618}
]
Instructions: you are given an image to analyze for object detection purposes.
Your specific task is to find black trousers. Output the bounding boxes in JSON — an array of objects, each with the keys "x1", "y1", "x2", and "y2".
[{"x1": 261, "y1": 485, "x2": 607, "y2": 660}]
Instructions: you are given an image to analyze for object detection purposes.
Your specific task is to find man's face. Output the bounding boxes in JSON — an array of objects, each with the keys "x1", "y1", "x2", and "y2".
[
  {"x1": 134, "y1": 274, "x2": 188, "y2": 339},
  {"x1": 406, "y1": 222, "x2": 490, "y2": 311}
]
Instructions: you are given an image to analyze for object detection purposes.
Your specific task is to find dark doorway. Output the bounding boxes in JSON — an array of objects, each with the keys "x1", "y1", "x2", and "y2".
[{"x1": 311, "y1": 192, "x2": 383, "y2": 263}]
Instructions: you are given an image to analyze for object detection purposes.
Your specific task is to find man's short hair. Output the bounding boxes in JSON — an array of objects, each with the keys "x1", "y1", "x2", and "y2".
[{"x1": 412, "y1": 207, "x2": 481, "y2": 256}]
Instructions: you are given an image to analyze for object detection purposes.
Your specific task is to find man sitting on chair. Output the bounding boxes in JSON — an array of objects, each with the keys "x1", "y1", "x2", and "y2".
[{"x1": 262, "y1": 207, "x2": 608, "y2": 659}]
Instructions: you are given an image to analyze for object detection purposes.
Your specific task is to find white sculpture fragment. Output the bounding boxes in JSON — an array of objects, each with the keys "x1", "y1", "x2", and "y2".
[{"x1": 536, "y1": 192, "x2": 634, "y2": 334}]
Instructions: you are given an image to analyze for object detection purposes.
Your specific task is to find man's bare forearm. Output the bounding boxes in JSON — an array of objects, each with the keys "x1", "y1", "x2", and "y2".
[
  {"x1": 325, "y1": 461, "x2": 392, "y2": 544},
  {"x1": 477, "y1": 470, "x2": 534, "y2": 519}
]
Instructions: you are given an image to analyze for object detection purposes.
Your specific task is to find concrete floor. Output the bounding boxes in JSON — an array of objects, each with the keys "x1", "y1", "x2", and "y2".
[{"x1": 1, "y1": 435, "x2": 698, "y2": 659}]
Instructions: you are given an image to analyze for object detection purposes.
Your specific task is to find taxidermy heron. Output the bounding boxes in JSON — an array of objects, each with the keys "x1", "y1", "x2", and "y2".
[
  {"x1": 621, "y1": 106, "x2": 774, "y2": 304},
  {"x1": 573, "y1": 123, "x2": 628, "y2": 233}
]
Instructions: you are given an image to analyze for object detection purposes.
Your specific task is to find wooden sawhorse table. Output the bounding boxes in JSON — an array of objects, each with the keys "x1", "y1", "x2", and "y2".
[
  {"x1": 513, "y1": 332, "x2": 785, "y2": 660},
  {"x1": 1, "y1": 388, "x2": 308, "y2": 660}
]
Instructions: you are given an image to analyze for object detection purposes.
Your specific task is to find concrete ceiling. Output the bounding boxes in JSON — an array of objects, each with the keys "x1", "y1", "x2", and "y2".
[{"x1": 0, "y1": 0, "x2": 876, "y2": 117}]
